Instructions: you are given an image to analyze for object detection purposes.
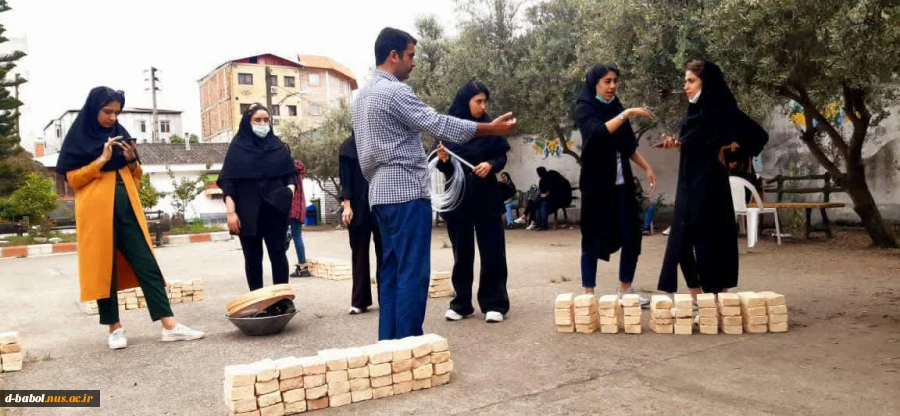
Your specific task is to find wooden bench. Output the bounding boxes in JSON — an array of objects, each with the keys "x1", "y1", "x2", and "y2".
[{"x1": 763, "y1": 174, "x2": 847, "y2": 239}]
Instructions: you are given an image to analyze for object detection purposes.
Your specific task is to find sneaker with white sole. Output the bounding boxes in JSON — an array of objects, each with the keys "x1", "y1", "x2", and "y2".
[
  {"x1": 485, "y1": 311, "x2": 504, "y2": 323},
  {"x1": 108, "y1": 328, "x2": 127, "y2": 350},
  {"x1": 160, "y1": 323, "x2": 205, "y2": 342},
  {"x1": 618, "y1": 287, "x2": 651, "y2": 309},
  {"x1": 444, "y1": 309, "x2": 471, "y2": 321},
  {"x1": 349, "y1": 306, "x2": 366, "y2": 315},
  {"x1": 526, "y1": 223, "x2": 537, "y2": 231}
]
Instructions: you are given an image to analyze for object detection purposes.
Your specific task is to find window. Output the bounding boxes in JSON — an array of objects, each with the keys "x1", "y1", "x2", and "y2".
[
  {"x1": 238, "y1": 73, "x2": 253, "y2": 85},
  {"x1": 271, "y1": 105, "x2": 281, "y2": 116},
  {"x1": 249, "y1": 57, "x2": 258, "y2": 64},
  {"x1": 288, "y1": 105, "x2": 297, "y2": 116},
  {"x1": 309, "y1": 73, "x2": 320, "y2": 86},
  {"x1": 268, "y1": 75, "x2": 278, "y2": 86},
  {"x1": 240, "y1": 103, "x2": 252, "y2": 114},
  {"x1": 160, "y1": 120, "x2": 171, "y2": 133},
  {"x1": 311, "y1": 103, "x2": 322, "y2": 115},
  {"x1": 284, "y1": 76, "x2": 296, "y2": 88},
  {"x1": 136, "y1": 120, "x2": 146, "y2": 133}
]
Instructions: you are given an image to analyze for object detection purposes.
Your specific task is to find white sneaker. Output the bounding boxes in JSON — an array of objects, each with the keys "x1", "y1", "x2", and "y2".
[
  {"x1": 161, "y1": 323, "x2": 205, "y2": 342},
  {"x1": 108, "y1": 328, "x2": 127, "y2": 350},
  {"x1": 349, "y1": 307, "x2": 365, "y2": 315},
  {"x1": 485, "y1": 311, "x2": 504, "y2": 323},
  {"x1": 514, "y1": 217, "x2": 526, "y2": 225},
  {"x1": 526, "y1": 223, "x2": 537, "y2": 231},
  {"x1": 662, "y1": 227, "x2": 671, "y2": 236},
  {"x1": 444, "y1": 309, "x2": 470, "y2": 321},
  {"x1": 618, "y1": 287, "x2": 651, "y2": 309}
]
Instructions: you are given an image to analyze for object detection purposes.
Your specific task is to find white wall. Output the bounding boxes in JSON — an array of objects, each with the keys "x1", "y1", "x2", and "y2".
[
  {"x1": 42, "y1": 111, "x2": 185, "y2": 152},
  {"x1": 142, "y1": 163, "x2": 225, "y2": 220}
]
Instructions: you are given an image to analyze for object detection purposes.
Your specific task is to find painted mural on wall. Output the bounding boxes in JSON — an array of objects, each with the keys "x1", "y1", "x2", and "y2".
[
  {"x1": 524, "y1": 137, "x2": 575, "y2": 158},
  {"x1": 787, "y1": 101, "x2": 846, "y2": 129}
]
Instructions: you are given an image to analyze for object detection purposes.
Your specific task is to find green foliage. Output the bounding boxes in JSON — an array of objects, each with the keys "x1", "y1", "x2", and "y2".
[
  {"x1": 0, "y1": 0, "x2": 35, "y2": 196},
  {"x1": 166, "y1": 165, "x2": 211, "y2": 220},
  {"x1": 138, "y1": 174, "x2": 164, "y2": 211},
  {"x1": 280, "y1": 100, "x2": 351, "y2": 202},
  {"x1": 7, "y1": 173, "x2": 57, "y2": 221},
  {"x1": 168, "y1": 134, "x2": 200, "y2": 144},
  {"x1": 169, "y1": 218, "x2": 224, "y2": 235}
]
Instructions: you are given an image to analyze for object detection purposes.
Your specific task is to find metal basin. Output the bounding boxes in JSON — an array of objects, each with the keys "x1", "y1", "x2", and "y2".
[{"x1": 226, "y1": 307, "x2": 298, "y2": 336}]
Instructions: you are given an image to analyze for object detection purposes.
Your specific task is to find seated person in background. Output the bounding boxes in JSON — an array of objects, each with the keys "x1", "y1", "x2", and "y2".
[
  {"x1": 499, "y1": 172, "x2": 518, "y2": 229},
  {"x1": 725, "y1": 146, "x2": 763, "y2": 203},
  {"x1": 634, "y1": 177, "x2": 657, "y2": 234},
  {"x1": 531, "y1": 167, "x2": 573, "y2": 231}
]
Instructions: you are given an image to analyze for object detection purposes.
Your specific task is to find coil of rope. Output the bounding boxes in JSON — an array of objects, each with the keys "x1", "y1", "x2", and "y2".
[{"x1": 428, "y1": 145, "x2": 475, "y2": 213}]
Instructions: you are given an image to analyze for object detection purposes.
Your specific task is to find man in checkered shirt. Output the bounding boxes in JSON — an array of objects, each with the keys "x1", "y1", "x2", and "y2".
[{"x1": 353, "y1": 27, "x2": 517, "y2": 340}]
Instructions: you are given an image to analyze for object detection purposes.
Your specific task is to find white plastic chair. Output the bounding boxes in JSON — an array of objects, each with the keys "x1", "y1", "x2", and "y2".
[{"x1": 729, "y1": 176, "x2": 782, "y2": 248}]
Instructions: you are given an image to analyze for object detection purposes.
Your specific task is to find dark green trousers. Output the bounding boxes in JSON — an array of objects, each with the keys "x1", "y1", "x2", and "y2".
[{"x1": 97, "y1": 175, "x2": 173, "y2": 325}]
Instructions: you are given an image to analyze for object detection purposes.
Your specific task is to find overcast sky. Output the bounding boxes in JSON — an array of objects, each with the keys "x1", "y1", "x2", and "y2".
[{"x1": 4, "y1": 0, "x2": 461, "y2": 149}]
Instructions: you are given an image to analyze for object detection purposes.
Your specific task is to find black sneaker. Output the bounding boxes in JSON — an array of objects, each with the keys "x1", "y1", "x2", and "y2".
[
  {"x1": 290, "y1": 266, "x2": 311, "y2": 278},
  {"x1": 506, "y1": 224, "x2": 516, "y2": 230}
]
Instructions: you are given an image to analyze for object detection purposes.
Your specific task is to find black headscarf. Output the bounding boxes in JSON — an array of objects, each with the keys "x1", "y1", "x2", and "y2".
[
  {"x1": 219, "y1": 103, "x2": 296, "y2": 181},
  {"x1": 436, "y1": 80, "x2": 510, "y2": 165},
  {"x1": 57, "y1": 87, "x2": 134, "y2": 176},
  {"x1": 679, "y1": 60, "x2": 767, "y2": 155},
  {"x1": 574, "y1": 64, "x2": 637, "y2": 157},
  {"x1": 339, "y1": 134, "x2": 357, "y2": 159}
]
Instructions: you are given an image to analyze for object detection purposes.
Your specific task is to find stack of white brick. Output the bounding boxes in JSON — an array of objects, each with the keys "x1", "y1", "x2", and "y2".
[
  {"x1": 597, "y1": 295, "x2": 621, "y2": 334},
  {"x1": 759, "y1": 291, "x2": 788, "y2": 333},
  {"x1": 696, "y1": 294, "x2": 719, "y2": 335},
  {"x1": 0, "y1": 331, "x2": 23, "y2": 372},
  {"x1": 573, "y1": 294, "x2": 599, "y2": 334},
  {"x1": 738, "y1": 292, "x2": 769, "y2": 334},
  {"x1": 621, "y1": 294, "x2": 643, "y2": 334},
  {"x1": 673, "y1": 294, "x2": 694, "y2": 335},
  {"x1": 80, "y1": 279, "x2": 205, "y2": 315},
  {"x1": 307, "y1": 258, "x2": 352, "y2": 281},
  {"x1": 428, "y1": 271, "x2": 454, "y2": 298},
  {"x1": 223, "y1": 334, "x2": 453, "y2": 415},
  {"x1": 717, "y1": 293, "x2": 743, "y2": 334},
  {"x1": 649, "y1": 295, "x2": 674, "y2": 334},
  {"x1": 554, "y1": 293, "x2": 575, "y2": 333}
]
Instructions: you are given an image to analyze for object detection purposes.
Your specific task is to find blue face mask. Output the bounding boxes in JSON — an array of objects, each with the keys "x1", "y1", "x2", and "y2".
[
  {"x1": 251, "y1": 124, "x2": 270, "y2": 138},
  {"x1": 595, "y1": 94, "x2": 614, "y2": 104}
]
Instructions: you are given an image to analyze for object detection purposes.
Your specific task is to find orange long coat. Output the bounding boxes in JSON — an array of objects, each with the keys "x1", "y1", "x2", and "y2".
[{"x1": 67, "y1": 162, "x2": 158, "y2": 302}]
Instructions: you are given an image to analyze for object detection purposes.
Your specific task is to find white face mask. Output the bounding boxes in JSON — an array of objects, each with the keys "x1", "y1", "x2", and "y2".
[
  {"x1": 689, "y1": 89, "x2": 702, "y2": 104},
  {"x1": 251, "y1": 124, "x2": 270, "y2": 138}
]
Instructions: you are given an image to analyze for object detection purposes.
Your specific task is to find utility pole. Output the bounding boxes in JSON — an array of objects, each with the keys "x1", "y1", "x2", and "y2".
[
  {"x1": 146, "y1": 67, "x2": 161, "y2": 143},
  {"x1": 264, "y1": 65, "x2": 273, "y2": 110}
]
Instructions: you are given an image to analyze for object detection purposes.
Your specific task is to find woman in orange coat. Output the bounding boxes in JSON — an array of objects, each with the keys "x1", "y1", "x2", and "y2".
[{"x1": 57, "y1": 87, "x2": 204, "y2": 350}]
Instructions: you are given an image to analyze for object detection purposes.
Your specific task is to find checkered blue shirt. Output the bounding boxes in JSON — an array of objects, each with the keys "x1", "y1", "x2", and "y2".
[{"x1": 352, "y1": 70, "x2": 477, "y2": 207}]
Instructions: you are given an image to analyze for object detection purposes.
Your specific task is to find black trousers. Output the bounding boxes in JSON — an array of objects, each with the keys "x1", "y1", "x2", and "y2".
[
  {"x1": 446, "y1": 214, "x2": 510, "y2": 315},
  {"x1": 97, "y1": 178, "x2": 173, "y2": 324},
  {"x1": 349, "y1": 223, "x2": 384, "y2": 309},
  {"x1": 239, "y1": 202, "x2": 290, "y2": 291}
]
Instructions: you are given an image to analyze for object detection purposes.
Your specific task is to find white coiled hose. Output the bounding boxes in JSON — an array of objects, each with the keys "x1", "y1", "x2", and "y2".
[{"x1": 428, "y1": 147, "x2": 475, "y2": 213}]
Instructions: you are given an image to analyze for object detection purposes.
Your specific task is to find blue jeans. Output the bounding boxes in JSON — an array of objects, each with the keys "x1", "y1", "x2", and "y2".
[
  {"x1": 581, "y1": 186, "x2": 639, "y2": 288},
  {"x1": 536, "y1": 198, "x2": 549, "y2": 228},
  {"x1": 644, "y1": 205, "x2": 657, "y2": 229},
  {"x1": 373, "y1": 199, "x2": 432, "y2": 340},
  {"x1": 290, "y1": 219, "x2": 306, "y2": 264},
  {"x1": 504, "y1": 201, "x2": 519, "y2": 225}
]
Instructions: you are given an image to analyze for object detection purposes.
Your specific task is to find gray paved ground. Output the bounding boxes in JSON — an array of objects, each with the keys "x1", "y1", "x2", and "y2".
[{"x1": 1, "y1": 227, "x2": 899, "y2": 415}]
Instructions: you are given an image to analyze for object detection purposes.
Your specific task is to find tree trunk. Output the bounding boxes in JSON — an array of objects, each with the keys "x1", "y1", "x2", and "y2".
[
  {"x1": 843, "y1": 163, "x2": 898, "y2": 248},
  {"x1": 552, "y1": 124, "x2": 582, "y2": 165}
]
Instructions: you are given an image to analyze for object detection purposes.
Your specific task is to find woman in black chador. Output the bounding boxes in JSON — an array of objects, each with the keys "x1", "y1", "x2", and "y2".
[
  {"x1": 658, "y1": 60, "x2": 768, "y2": 298},
  {"x1": 434, "y1": 80, "x2": 511, "y2": 324}
]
